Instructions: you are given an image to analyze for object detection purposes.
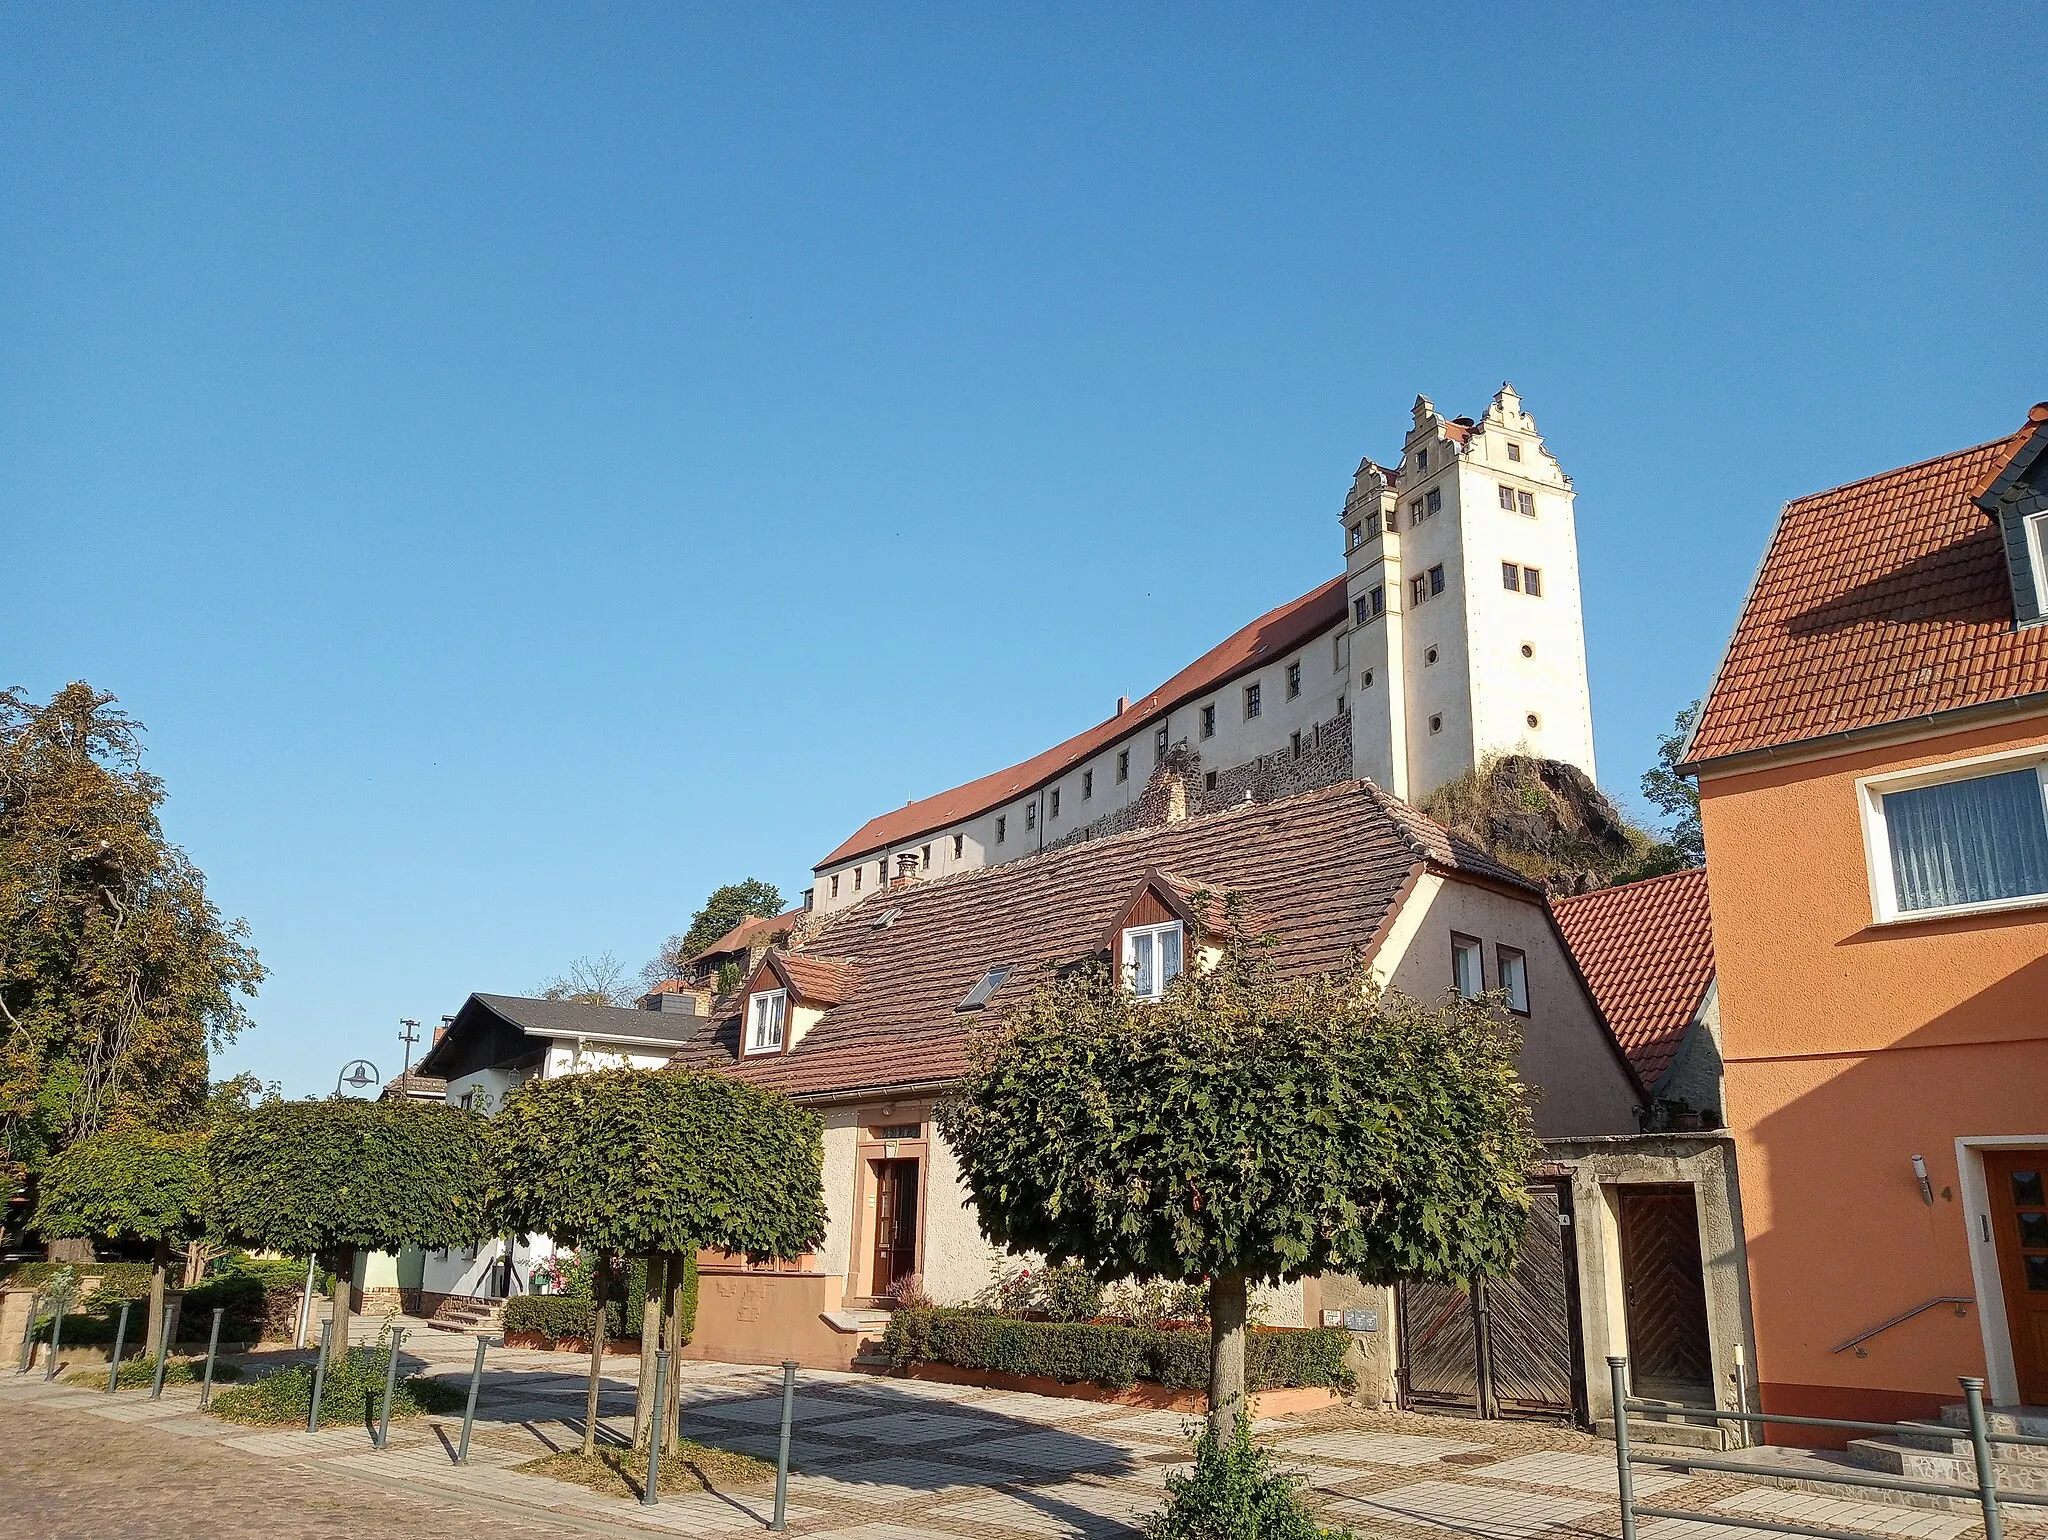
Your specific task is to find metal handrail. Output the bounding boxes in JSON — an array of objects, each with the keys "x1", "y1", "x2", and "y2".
[{"x1": 1830, "y1": 1296, "x2": 1970, "y2": 1355}]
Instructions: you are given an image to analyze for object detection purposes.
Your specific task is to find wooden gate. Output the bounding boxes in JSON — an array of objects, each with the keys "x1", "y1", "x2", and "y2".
[
  {"x1": 1398, "y1": 1182, "x2": 1584, "y2": 1421},
  {"x1": 1616, "y1": 1185, "x2": 1713, "y2": 1404}
]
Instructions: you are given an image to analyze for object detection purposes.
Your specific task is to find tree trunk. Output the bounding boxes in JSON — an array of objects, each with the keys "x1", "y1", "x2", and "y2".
[
  {"x1": 660, "y1": 1251, "x2": 686, "y2": 1458},
  {"x1": 633, "y1": 1253, "x2": 668, "y2": 1451},
  {"x1": 146, "y1": 1237, "x2": 170, "y2": 1365},
  {"x1": 1206, "y1": 1269, "x2": 1249, "y2": 1445},
  {"x1": 581, "y1": 1255, "x2": 608, "y2": 1458},
  {"x1": 330, "y1": 1247, "x2": 355, "y2": 1352},
  {"x1": 181, "y1": 1239, "x2": 209, "y2": 1289}
]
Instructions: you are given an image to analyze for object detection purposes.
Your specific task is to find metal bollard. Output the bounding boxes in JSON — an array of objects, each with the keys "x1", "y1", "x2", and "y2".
[
  {"x1": 43, "y1": 1297, "x2": 67, "y2": 1383},
  {"x1": 1962, "y1": 1376, "x2": 2004, "y2": 1540},
  {"x1": 772, "y1": 1358, "x2": 796, "y2": 1531},
  {"x1": 642, "y1": 1349, "x2": 669, "y2": 1506},
  {"x1": 456, "y1": 1335, "x2": 488, "y2": 1465},
  {"x1": 307, "y1": 1319, "x2": 333, "y2": 1434},
  {"x1": 200, "y1": 1307, "x2": 224, "y2": 1410},
  {"x1": 106, "y1": 1302, "x2": 133, "y2": 1395},
  {"x1": 1608, "y1": 1357, "x2": 1636, "y2": 1540},
  {"x1": 375, "y1": 1326, "x2": 404, "y2": 1450},
  {"x1": 18, "y1": 1291, "x2": 41, "y2": 1374},
  {"x1": 148, "y1": 1305, "x2": 172, "y2": 1400}
]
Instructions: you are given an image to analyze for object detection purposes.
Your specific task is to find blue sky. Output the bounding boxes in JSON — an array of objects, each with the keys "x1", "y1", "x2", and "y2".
[{"x1": 3, "y1": 5, "x2": 2041, "y2": 1097}]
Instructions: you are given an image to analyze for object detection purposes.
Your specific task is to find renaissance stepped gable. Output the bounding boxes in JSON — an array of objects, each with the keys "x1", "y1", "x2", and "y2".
[{"x1": 812, "y1": 384, "x2": 1598, "y2": 914}]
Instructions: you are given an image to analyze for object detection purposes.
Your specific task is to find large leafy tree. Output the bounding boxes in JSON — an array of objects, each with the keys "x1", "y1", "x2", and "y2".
[
  {"x1": 35, "y1": 1122, "x2": 209, "y2": 1355},
  {"x1": 640, "y1": 879, "x2": 784, "y2": 988},
  {"x1": 210, "y1": 1098, "x2": 491, "y2": 1348},
  {"x1": 940, "y1": 921, "x2": 1541, "y2": 1439},
  {"x1": 486, "y1": 1067, "x2": 825, "y2": 1456},
  {"x1": 0, "y1": 684, "x2": 263, "y2": 1192},
  {"x1": 1639, "y1": 701, "x2": 1704, "y2": 868}
]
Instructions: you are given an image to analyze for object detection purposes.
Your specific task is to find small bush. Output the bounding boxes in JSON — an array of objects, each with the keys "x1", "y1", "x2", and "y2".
[
  {"x1": 504, "y1": 1254, "x2": 694, "y2": 1345},
  {"x1": 1145, "y1": 1415, "x2": 1348, "y2": 1540},
  {"x1": 208, "y1": 1337, "x2": 463, "y2": 1426},
  {"x1": 1, "y1": 1261, "x2": 155, "y2": 1299},
  {"x1": 883, "y1": 1272, "x2": 934, "y2": 1311},
  {"x1": 69, "y1": 1355, "x2": 244, "y2": 1391},
  {"x1": 1106, "y1": 1278, "x2": 1208, "y2": 1329},
  {"x1": 178, "y1": 1273, "x2": 266, "y2": 1342},
  {"x1": 1040, "y1": 1262, "x2": 1105, "y2": 1324}
]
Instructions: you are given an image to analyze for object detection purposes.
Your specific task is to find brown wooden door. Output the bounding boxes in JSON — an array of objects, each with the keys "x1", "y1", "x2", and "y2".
[
  {"x1": 870, "y1": 1158, "x2": 921, "y2": 1293},
  {"x1": 1986, "y1": 1152, "x2": 2048, "y2": 1404},
  {"x1": 1617, "y1": 1185, "x2": 1714, "y2": 1404}
]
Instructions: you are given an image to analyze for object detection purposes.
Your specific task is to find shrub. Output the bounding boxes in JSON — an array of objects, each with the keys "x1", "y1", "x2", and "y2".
[
  {"x1": 177, "y1": 1272, "x2": 267, "y2": 1342},
  {"x1": 208, "y1": 1336, "x2": 463, "y2": 1426},
  {"x1": 70, "y1": 1355, "x2": 244, "y2": 1391},
  {"x1": 883, "y1": 1309, "x2": 1353, "y2": 1394},
  {"x1": 1144, "y1": 1415, "x2": 1347, "y2": 1540},
  {"x1": 1039, "y1": 1262, "x2": 1105, "y2": 1323},
  {"x1": 883, "y1": 1272, "x2": 933, "y2": 1311},
  {"x1": 1106, "y1": 1278, "x2": 1208, "y2": 1328},
  {"x1": 504, "y1": 1254, "x2": 696, "y2": 1345},
  {"x1": 0, "y1": 1260, "x2": 155, "y2": 1298}
]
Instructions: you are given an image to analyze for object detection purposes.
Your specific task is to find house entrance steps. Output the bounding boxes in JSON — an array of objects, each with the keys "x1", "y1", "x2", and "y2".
[
  {"x1": 1594, "y1": 1392, "x2": 1737, "y2": 1452},
  {"x1": 425, "y1": 1295, "x2": 505, "y2": 1337}
]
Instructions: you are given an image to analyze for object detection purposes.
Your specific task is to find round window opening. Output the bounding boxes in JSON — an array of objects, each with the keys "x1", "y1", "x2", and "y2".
[
  {"x1": 1362, "y1": 669, "x2": 1375, "y2": 688},
  {"x1": 1429, "y1": 714, "x2": 1443, "y2": 734},
  {"x1": 1520, "y1": 643, "x2": 1534, "y2": 658},
  {"x1": 1425, "y1": 646, "x2": 1439, "y2": 666},
  {"x1": 1526, "y1": 713, "x2": 1541, "y2": 729}
]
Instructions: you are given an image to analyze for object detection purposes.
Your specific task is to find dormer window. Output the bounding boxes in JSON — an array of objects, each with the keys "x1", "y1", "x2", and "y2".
[
  {"x1": 1123, "y1": 920, "x2": 1183, "y2": 1001},
  {"x1": 2027, "y1": 512, "x2": 2048, "y2": 614},
  {"x1": 745, "y1": 989, "x2": 787, "y2": 1055}
]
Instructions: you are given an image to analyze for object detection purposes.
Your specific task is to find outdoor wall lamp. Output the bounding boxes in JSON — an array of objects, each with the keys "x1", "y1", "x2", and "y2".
[{"x1": 1911, "y1": 1154, "x2": 1934, "y2": 1206}]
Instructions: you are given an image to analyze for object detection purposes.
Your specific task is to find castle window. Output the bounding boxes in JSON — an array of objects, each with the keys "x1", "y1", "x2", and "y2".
[
  {"x1": 1506, "y1": 441, "x2": 1522, "y2": 462},
  {"x1": 1429, "y1": 564, "x2": 1445, "y2": 596},
  {"x1": 1123, "y1": 920, "x2": 1183, "y2": 1001},
  {"x1": 1517, "y1": 490, "x2": 1535, "y2": 517},
  {"x1": 854, "y1": 866, "x2": 863, "y2": 892},
  {"x1": 831, "y1": 874, "x2": 841, "y2": 899},
  {"x1": 1429, "y1": 714, "x2": 1443, "y2": 733},
  {"x1": 922, "y1": 843, "x2": 931, "y2": 868},
  {"x1": 1287, "y1": 661, "x2": 1302, "y2": 698},
  {"x1": 1204, "y1": 769, "x2": 1218, "y2": 790},
  {"x1": 1244, "y1": 682, "x2": 1261, "y2": 719},
  {"x1": 1503, "y1": 562, "x2": 1521, "y2": 591},
  {"x1": 1200, "y1": 704, "x2": 1216, "y2": 739},
  {"x1": 1364, "y1": 510, "x2": 1382, "y2": 540},
  {"x1": 1117, "y1": 749, "x2": 1129, "y2": 783},
  {"x1": 1523, "y1": 566, "x2": 1543, "y2": 597},
  {"x1": 1354, "y1": 596, "x2": 1370, "y2": 625},
  {"x1": 1410, "y1": 499, "x2": 1423, "y2": 524},
  {"x1": 1049, "y1": 789, "x2": 1060, "y2": 818},
  {"x1": 744, "y1": 989, "x2": 787, "y2": 1055},
  {"x1": 1082, "y1": 771, "x2": 1093, "y2": 800},
  {"x1": 1527, "y1": 713, "x2": 1541, "y2": 729},
  {"x1": 1411, "y1": 576, "x2": 1428, "y2": 606},
  {"x1": 1521, "y1": 643, "x2": 1535, "y2": 658},
  {"x1": 878, "y1": 859, "x2": 887, "y2": 887},
  {"x1": 1417, "y1": 448, "x2": 1429, "y2": 472},
  {"x1": 1370, "y1": 585, "x2": 1385, "y2": 617},
  {"x1": 1155, "y1": 725, "x2": 1169, "y2": 758},
  {"x1": 996, "y1": 815, "x2": 1006, "y2": 844},
  {"x1": 1499, "y1": 484, "x2": 1517, "y2": 511},
  {"x1": 953, "y1": 833, "x2": 964, "y2": 858},
  {"x1": 1426, "y1": 488, "x2": 1442, "y2": 516},
  {"x1": 1026, "y1": 801, "x2": 1037, "y2": 831},
  {"x1": 1338, "y1": 693, "x2": 1345, "y2": 713},
  {"x1": 1346, "y1": 522, "x2": 1361, "y2": 552},
  {"x1": 1290, "y1": 730, "x2": 1303, "y2": 760},
  {"x1": 1363, "y1": 670, "x2": 1375, "y2": 688},
  {"x1": 1425, "y1": 646, "x2": 1438, "y2": 666}
]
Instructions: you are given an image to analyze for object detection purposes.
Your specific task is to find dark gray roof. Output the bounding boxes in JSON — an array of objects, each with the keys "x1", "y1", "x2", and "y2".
[{"x1": 471, "y1": 993, "x2": 705, "y2": 1045}]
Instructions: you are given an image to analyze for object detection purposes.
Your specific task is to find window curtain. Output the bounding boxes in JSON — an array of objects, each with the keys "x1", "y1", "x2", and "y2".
[{"x1": 1885, "y1": 768, "x2": 2048, "y2": 911}]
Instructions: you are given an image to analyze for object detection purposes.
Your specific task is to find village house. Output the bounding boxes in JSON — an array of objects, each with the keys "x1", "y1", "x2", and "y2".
[
  {"x1": 1685, "y1": 401, "x2": 2048, "y2": 1437},
  {"x1": 810, "y1": 385, "x2": 1599, "y2": 915}
]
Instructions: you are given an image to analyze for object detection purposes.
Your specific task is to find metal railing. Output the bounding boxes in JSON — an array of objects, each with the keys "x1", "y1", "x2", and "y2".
[
  {"x1": 1831, "y1": 1297, "x2": 1971, "y2": 1357},
  {"x1": 1609, "y1": 1356, "x2": 2048, "y2": 1540}
]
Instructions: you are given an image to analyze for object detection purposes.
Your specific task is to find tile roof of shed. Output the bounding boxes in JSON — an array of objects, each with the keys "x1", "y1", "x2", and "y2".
[
  {"x1": 815, "y1": 576, "x2": 1349, "y2": 870},
  {"x1": 673, "y1": 778, "x2": 1540, "y2": 1100},
  {"x1": 692, "y1": 909, "x2": 805, "y2": 963},
  {"x1": 1550, "y1": 868, "x2": 1714, "y2": 1089},
  {"x1": 1687, "y1": 410, "x2": 2048, "y2": 767}
]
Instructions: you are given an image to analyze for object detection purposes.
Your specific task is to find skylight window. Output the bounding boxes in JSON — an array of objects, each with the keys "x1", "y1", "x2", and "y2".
[
  {"x1": 957, "y1": 965, "x2": 1012, "y2": 1011},
  {"x1": 872, "y1": 907, "x2": 902, "y2": 929}
]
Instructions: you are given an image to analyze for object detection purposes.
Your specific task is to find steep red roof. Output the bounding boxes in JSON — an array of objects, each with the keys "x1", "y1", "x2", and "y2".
[
  {"x1": 678, "y1": 779, "x2": 1541, "y2": 1100},
  {"x1": 1551, "y1": 869, "x2": 1714, "y2": 1088},
  {"x1": 774, "y1": 954, "x2": 860, "y2": 1007},
  {"x1": 816, "y1": 576, "x2": 1349, "y2": 869},
  {"x1": 692, "y1": 908, "x2": 805, "y2": 963},
  {"x1": 1687, "y1": 410, "x2": 2048, "y2": 767}
]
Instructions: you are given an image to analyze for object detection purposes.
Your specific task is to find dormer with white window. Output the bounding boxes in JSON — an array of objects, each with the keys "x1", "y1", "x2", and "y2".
[
  {"x1": 1975, "y1": 403, "x2": 2048, "y2": 627},
  {"x1": 1094, "y1": 869, "x2": 1251, "y2": 1001},
  {"x1": 738, "y1": 951, "x2": 860, "y2": 1056}
]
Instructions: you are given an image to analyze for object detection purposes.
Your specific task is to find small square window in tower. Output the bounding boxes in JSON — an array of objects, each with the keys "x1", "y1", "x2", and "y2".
[
  {"x1": 1049, "y1": 789, "x2": 1059, "y2": 819},
  {"x1": 1426, "y1": 487, "x2": 1442, "y2": 516},
  {"x1": 1364, "y1": 510, "x2": 1382, "y2": 540},
  {"x1": 1417, "y1": 448, "x2": 1429, "y2": 472},
  {"x1": 1429, "y1": 564, "x2": 1445, "y2": 596},
  {"x1": 1506, "y1": 441, "x2": 1522, "y2": 462},
  {"x1": 1411, "y1": 576, "x2": 1428, "y2": 606},
  {"x1": 1517, "y1": 489, "x2": 1535, "y2": 516},
  {"x1": 1346, "y1": 522, "x2": 1361, "y2": 552},
  {"x1": 1155, "y1": 725, "x2": 1169, "y2": 758},
  {"x1": 1082, "y1": 770, "x2": 1093, "y2": 799},
  {"x1": 1410, "y1": 499, "x2": 1423, "y2": 524},
  {"x1": 1286, "y1": 661, "x2": 1302, "y2": 698},
  {"x1": 1025, "y1": 801, "x2": 1036, "y2": 831},
  {"x1": 1499, "y1": 484, "x2": 1517, "y2": 511},
  {"x1": 1503, "y1": 562, "x2": 1521, "y2": 591},
  {"x1": 1523, "y1": 566, "x2": 1543, "y2": 597},
  {"x1": 1244, "y1": 682, "x2": 1261, "y2": 719},
  {"x1": 1200, "y1": 704, "x2": 1216, "y2": 739},
  {"x1": 1116, "y1": 749, "x2": 1129, "y2": 782},
  {"x1": 854, "y1": 866, "x2": 863, "y2": 892}
]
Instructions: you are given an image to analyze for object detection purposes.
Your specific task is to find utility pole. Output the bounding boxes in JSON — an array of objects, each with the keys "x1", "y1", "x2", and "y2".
[{"x1": 398, "y1": 1018, "x2": 421, "y2": 1079}]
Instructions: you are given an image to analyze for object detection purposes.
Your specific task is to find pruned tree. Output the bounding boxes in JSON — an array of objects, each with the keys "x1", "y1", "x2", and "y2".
[
  {"x1": 940, "y1": 917, "x2": 1541, "y2": 1439},
  {"x1": 35, "y1": 1122, "x2": 209, "y2": 1356},
  {"x1": 640, "y1": 879, "x2": 784, "y2": 989},
  {"x1": 209, "y1": 1098, "x2": 491, "y2": 1349},
  {"x1": 0, "y1": 683, "x2": 263, "y2": 1194},
  {"x1": 485, "y1": 1067, "x2": 825, "y2": 1457},
  {"x1": 535, "y1": 950, "x2": 635, "y2": 1007}
]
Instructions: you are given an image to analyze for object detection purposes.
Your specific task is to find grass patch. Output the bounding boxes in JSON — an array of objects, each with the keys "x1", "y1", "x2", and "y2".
[
  {"x1": 66, "y1": 1355, "x2": 244, "y2": 1391},
  {"x1": 206, "y1": 1343, "x2": 463, "y2": 1426},
  {"x1": 516, "y1": 1440, "x2": 776, "y2": 1500}
]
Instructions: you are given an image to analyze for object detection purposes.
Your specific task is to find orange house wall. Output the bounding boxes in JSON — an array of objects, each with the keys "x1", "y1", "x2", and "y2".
[{"x1": 1700, "y1": 713, "x2": 2048, "y2": 1433}]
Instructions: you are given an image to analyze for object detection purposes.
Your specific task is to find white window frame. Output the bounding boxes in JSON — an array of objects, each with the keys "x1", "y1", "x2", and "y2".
[
  {"x1": 2027, "y1": 511, "x2": 2048, "y2": 614},
  {"x1": 1451, "y1": 934, "x2": 1483, "y2": 999},
  {"x1": 1123, "y1": 920, "x2": 1184, "y2": 1001},
  {"x1": 1497, "y1": 944, "x2": 1530, "y2": 1015},
  {"x1": 744, "y1": 989, "x2": 787, "y2": 1055},
  {"x1": 1856, "y1": 744, "x2": 2048, "y2": 924}
]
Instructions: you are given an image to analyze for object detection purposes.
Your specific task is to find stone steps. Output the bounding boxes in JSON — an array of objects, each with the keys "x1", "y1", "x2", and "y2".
[
  {"x1": 1596, "y1": 1414, "x2": 1732, "y2": 1452},
  {"x1": 425, "y1": 1295, "x2": 505, "y2": 1336}
]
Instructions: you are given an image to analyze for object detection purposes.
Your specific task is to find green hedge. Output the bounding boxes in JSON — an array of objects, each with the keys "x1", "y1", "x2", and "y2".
[
  {"x1": 883, "y1": 1309, "x2": 1353, "y2": 1394},
  {"x1": 0, "y1": 1261, "x2": 156, "y2": 1298},
  {"x1": 504, "y1": 1254, "x2": 698, "y2": 1345}
]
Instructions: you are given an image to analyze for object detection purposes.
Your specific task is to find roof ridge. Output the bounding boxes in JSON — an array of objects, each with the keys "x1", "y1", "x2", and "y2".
[
  {"x1": 1786, "y1": 435, "x2": 2014, "y2": 507},
  {"x1": 1551, "y1": 866, "x2": 1708, "y2": 908}
]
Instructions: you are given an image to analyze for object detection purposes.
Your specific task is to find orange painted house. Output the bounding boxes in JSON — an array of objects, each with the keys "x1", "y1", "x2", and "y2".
[{"x1": 1685, "y1": 403, "x2": 2048, "y2": 1433}]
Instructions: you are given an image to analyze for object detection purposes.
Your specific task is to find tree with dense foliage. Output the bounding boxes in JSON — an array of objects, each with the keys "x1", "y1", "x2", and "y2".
[
  {"x1": 940, "y1": 918, "x2": 1540, "y2": 1439},
  {"x1": 0, "y1": 683, "x2": 263, "y2": 1192},
  {"x1": 1638, "y1": 701, "x2": 1704, "y2": 869},
  {"x1": 535, "y1": 950, "x2": 636, "y2": 1007},
  {"x1": 209, "y1": 1098, "x2": 491, "y2": 1348},
  {"x1": 485, "y1": 1066, "x2": 825, "y2": 1455},
  {"x1": 639, "y1": 879, "x2": 785, "y2": 988},
  {"x1": 34, "y1": 1121, "x2": 209, "y2": 1356}
]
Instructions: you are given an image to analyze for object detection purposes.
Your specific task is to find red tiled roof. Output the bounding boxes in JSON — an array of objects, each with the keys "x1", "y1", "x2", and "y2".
[
  {"x1": 1551, "y1": 869, "x2": 1714, "y2": 1089},
  {"x1": 692, "y1": 908, "x2": 805, "y2": 963},
  {"x1": 774, "y1": 954, "x2": 860, "y2": 1007},
  {"x1": 677, "y1": 779, "x2": 1541, "y2": 1100},
  {"x1": 1687, "y1": 411, "x2": 2048, "y2": 767},
  {"x1": 815, "y1": 576, "x2": 1350, "y2": 869}
]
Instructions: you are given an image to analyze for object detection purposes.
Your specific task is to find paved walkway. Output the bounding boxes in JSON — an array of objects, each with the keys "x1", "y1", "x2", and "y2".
[{"x1": 0, "y1": 1318, "x2": 2036, "y2": 1540}]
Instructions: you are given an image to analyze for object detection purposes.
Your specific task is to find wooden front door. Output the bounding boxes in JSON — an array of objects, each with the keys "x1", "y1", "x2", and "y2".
[
  {"x1": 1986, "y1": 1152, "x2": 2048, "y2": 1404},
  {"x1": 870, "y1": 1158, "x2": 921, "y2": 1294},
  {"x1": 1617, "y1": 1185, "x2": 1714, "y2": 1404}
]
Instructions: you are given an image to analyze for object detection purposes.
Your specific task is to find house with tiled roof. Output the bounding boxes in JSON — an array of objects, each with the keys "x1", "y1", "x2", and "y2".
[
  {"x1": 810, "y1": 386, "x2": 1600, "y2": 916},
  {"x1": 683, "y1": 907, "x2": 805, "y2": 990},
  {"x1": 1683, "y1": 401, "x2": 2048, "y2": 1435},
  {"x1": 1552, "y1": 867, "x2": 1720, "y2": 1127}
]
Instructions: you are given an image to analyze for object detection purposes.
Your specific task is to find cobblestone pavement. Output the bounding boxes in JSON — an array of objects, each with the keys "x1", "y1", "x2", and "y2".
[{"x1": 3, "y1": 1318, "x2": 2041, "y2": 1540}]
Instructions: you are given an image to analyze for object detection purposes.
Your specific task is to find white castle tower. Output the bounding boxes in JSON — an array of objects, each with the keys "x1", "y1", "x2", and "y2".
[{"x1": 1342, "y1": 384, "x2": 1597, "y2": 801}]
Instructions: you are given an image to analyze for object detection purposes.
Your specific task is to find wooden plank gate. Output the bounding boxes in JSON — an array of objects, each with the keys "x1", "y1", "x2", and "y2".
[{"x1": 1397, "y1": 1181, "x2": 1585, "y2": 1422}]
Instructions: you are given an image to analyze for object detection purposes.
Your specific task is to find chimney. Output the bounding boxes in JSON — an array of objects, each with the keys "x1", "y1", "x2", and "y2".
[
  {"x1": 1115, "y1": 696, "x2": 1128, "y2": 716},
  {"x1": 890, "y1": 852, "x2": 921, "y2": 889},
  {"x1": 434, "y1": 1015, "x2": 453, "y2": 1045}
]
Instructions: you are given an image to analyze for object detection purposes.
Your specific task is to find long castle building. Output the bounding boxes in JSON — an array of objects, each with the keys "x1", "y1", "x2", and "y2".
[{"x1": 810, "y1": 384, "x2": 1597, "y2": 914}]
